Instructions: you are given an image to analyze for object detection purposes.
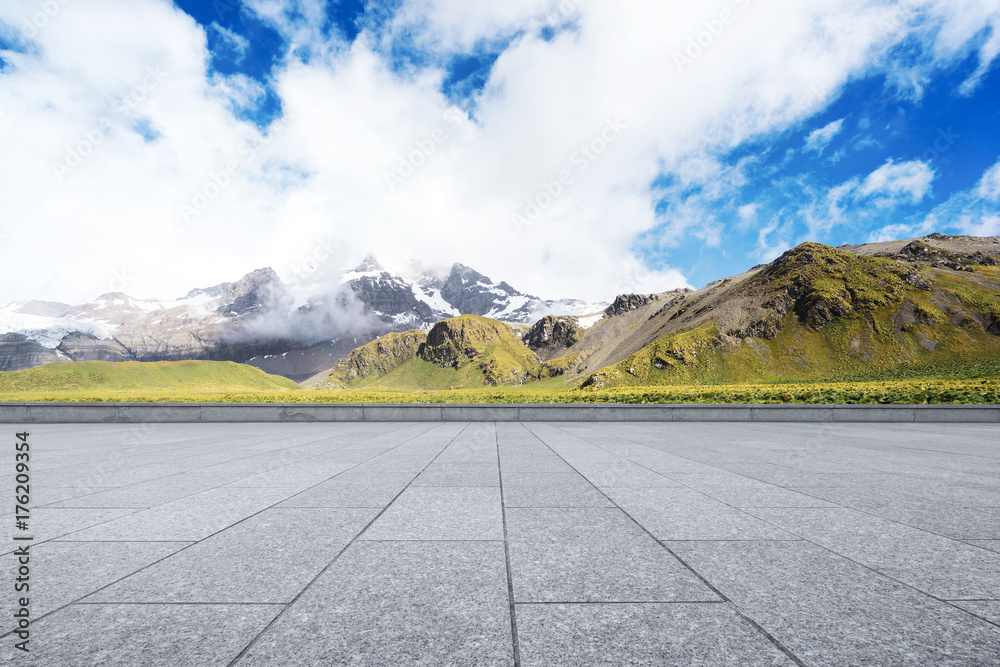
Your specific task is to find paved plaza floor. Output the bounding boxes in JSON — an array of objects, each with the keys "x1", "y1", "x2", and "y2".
[{"x1": 2, "y1": 421, "x2": 999, "y2": 665}]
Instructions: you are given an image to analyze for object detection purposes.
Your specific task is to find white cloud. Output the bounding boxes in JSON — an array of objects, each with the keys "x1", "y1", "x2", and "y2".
[
  {"x1": 738, "y1": 203, "x2": 758, "y2": 222},
  {"x1": 978, "y1": 157, "x2": 1000, "y2": 201},
  {"x1": 858, "y1": 159, "x2": 936, "y2": 204},
  {"x1": 867, "y1": 157, "x2": 1000, "y2": 240},
  {"x1": 388, "y1": 0, "x2": 569, "y2": 51},
  {"x1": 754, "y1": 220, "x2": 790, "y2": 262},
  {"x1": 959, "y1": 21, "x2": 1000, "y2": 94},
  {"x1": 1, "y1": 0, "x2": 1000, "y2": 305},
  {"x1": 210, "y1": 22, "x2": 251, "y2": 62},
  {"x1": 804, "y1": 118, "x2": 844, "y2": 155}
]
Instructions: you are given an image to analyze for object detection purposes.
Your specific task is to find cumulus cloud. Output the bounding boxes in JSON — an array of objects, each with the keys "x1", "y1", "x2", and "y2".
[
  {"x1": 804, "y1": 118, "x2": 844, "y2": 155},
  {"x1": 1, "y1": 0, "x2": 1000, "y2": 307},
  {"x1": 978, "y1": 158, "x2": 1000, "y2": 201},
  {"x1": 958, "y1": 18, "x2": 1000, "y2": 95},
  {"x1": 858, "y1": 159, "x2": 936, "y2": 204},
  {"x1": 867, "y1": 157, "x2": 1000, "y2": 240},
  {"x1": 210, "y1": 22, "x2": 251, "y2": 62}
]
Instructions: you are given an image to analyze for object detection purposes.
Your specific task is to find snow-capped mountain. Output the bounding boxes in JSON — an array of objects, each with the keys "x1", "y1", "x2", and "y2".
[
  {"x1": 0, "y1": 256, "x2": 608, "y2": 380},
  {"x1": 339, "y1": 255, "x2": 605, "y2": 328}
]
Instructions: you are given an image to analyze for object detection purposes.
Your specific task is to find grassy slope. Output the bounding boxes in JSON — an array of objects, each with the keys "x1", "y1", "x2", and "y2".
[
  {"x1": 322, "y1": 330, "x2": 427, "y2": 388},
  {"x1": 0, "y1": 360, "x2": 300, "y2": 400},
  {"x1": 320, "y1": 315, "x2": 541, "y2": 391},
  {"x1": 583, "y1": 244, "x2": 1000, "y2": 389}
]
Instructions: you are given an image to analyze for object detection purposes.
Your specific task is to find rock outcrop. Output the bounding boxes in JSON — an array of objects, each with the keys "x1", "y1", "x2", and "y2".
[
  {"x1": 605, "y1": 294, "x2": 658, "y2": 316},
  {"x1": 522, "y1": 315, "x2": 583, "y2": 361},
  {"x1": 56, "y1": 332, "x2": 132, "y2": 362},
  {"x1": 217, "y1": 268, "x2": 291, "y2": 318},
  {"x1": 418, "y1": 315, "x2": 540, "y2": 385},
  {"x1": 440, "y1": 264, "x2": 532, "y2": 318},
  {"x1": 326, "y1": 330, "x2": 428, "y2": 385},
  {"x1": 347, "y1": 273, "x2": 436, "y2": 322},
  {"x1": 0, "y1": 333, "x2": 66, "y2": 371}
]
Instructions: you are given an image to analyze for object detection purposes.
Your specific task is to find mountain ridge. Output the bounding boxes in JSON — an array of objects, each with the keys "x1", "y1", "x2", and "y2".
[
  {"x1": 312, "y1": 233, "x2": 1000, "y2": 391},
  {"x1": 0, "y1": 255, "x2": 607, "y2": 380}
]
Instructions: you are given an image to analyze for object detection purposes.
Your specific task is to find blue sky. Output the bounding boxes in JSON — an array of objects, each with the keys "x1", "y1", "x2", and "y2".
[{"x1": 1, "y1": 0, "x2": 999, "y2": 302}]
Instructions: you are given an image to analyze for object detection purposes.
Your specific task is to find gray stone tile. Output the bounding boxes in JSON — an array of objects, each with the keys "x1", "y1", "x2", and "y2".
[
  {"x1": 507, "y1": 508, "x2": 718, "y2": 603},
  {"x1": 362, "y1": 487, "x2": 504, "y2": 540},
  {"x1": 596, "y1": 443, "x2": 723, "y2": 474},
  {"x1": 668, "y1": 474, "x2": 837, "y2": 507},
  {"x1": 59, "y1": 488, "x2": 295, "y2": 541},
  {"x1": 967, "y1": 540, "x2": 1000, "y2": 553},
  {"x1": 46, "y1": 472, "x2": 238, "y2": 508},
  {"x1": 746, "y1": 507, "x2": 1000, "y2": 599},
  {"x1": 516, "y1": 603, "x2": 795, "y2": 666},
  {"x1": 500, "y1": 455, "x2": 573, "y2": 472},
  {"x1": 2, "y1": 507, "x2": 139, "y2": 546},
  {"x1": 278, "y1": 472, "x2": 416, "y2": 507},
  {"x1": 352, "y1": 453, "x2": 441, "y2": 473},
  {"x1": 753, "y1": 468, "x2": 892, "y2": 489},
  {"x1": 413, "y1": 462, "x2": 500, "y2": 487},
  {"x1": 11, "y1": 603, "x2": 279, "y2": 666},
  {"x1": 672, "y1": 540, "x2": 1000, "y2": 666},
  {"x1": 796, "y1": 485, "x2": 1000, "y2": 539},
  {"x1": 33, "y1": 486, "x2": 116, "y2": 506},
  {"x1": 573, "y1": 462, "x2": 678, "y2": 488},
  {"x1": 88, "y1": 508, "x2": 377, "y2": 603},
  {"x1": 432, "y1": 443, "x2": 500, "y2": 464},
  {"x1": 221, "y1": 459, "x2": 357, "y2": 488},
  {"x1": 603, "y1": 486, "x2": 796, "y2": 541},
  {"x1": 951, "y1": 601, "x2": 1000, "y2": 625},
  {"x1": 237, "y1": 541, "x2": 514, "y2": 666},
  {"x1": 502, "y1": 473, "x2": 613, "y2": 508},
  {"x1": 0, "y1": 541, "x2": 189, "y2": 631}
]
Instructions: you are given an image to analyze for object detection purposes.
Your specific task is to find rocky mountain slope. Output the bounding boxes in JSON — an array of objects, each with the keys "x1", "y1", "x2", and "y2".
[
  {"x1": 577, "y1": 236, "x2": 1000, "y2": 388},
  {"x1": 312, "y1": 233, "x2": 1000, "y2": 391},
  {"x1": 322, "y1": 315, "x2": 542, "y2": 390}
]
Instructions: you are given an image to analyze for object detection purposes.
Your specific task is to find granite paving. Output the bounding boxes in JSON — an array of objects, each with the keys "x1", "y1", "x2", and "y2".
[{"x1": 2, "y1": 420, "x2": 998, "y2": 665}]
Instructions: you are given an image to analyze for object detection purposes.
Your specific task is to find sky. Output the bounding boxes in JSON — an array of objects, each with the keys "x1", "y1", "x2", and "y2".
[{"x1": 1, "y1": 0, "x2": 999, "y2": 304}]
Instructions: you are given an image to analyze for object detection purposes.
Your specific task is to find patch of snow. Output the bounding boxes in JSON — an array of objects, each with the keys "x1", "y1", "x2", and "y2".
[
  {"x1": 414, "y1": 285, "x2": 459, "y2": 317},
  {"x1": 487, "y1": 295, "x2": 530, "y2": 319},
  {"x1": 577, "y1": 314, "x2": 605, "y2": 329},
  {"x1": 0, "y1": 308, "x2": 119, "y2": 348},
  {"x1": 390, "y1": 312, "x2": 422, "y2": 326}
]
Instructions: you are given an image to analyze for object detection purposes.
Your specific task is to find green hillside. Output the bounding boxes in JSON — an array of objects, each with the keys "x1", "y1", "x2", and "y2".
[
  {"x1": 318, "y1": 315, "x2": 541, "y2": 391},
  {"x1": 0, "y1": 360, "x2": 301, "y2": 395},
  {"x1": 323, "y1": 330, "x2": 428, "y2": 387},
  {"x1": 583, "y1": 243, "x2": 1000, "y2": 389}
]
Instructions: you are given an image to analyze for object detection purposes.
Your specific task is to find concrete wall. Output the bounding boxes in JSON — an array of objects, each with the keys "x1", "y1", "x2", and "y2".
[{"x1": 1, "y1": 403, "x2": 998, "y2": 423}]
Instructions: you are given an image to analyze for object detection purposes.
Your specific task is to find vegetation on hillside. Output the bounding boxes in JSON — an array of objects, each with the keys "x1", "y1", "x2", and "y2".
[
  {"x1": 0, "y1": 360, "x2": 300, "y2": 394},
  {"x1": 583, "y1": 243, "x2": 1000, "y2": 389},
  {"x1": 3, "y1": 240, "x2": 999, "y2": 405},
  {"x1": 318, "y1": 315, "x2": 541, "y2": 391}
]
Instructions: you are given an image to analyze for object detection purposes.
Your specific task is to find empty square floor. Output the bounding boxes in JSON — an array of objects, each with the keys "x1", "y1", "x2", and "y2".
[{"x1": 3, "y1": 420, "x2": 999, "y2": 665}]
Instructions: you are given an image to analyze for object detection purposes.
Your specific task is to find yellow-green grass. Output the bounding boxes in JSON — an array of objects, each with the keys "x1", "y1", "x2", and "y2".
[
  {"x1": 1, "y1": 359, "x2": 998, "y2": 405},
  {"x1": 0, "y1": 360, "x2": 301, "y2": 398},
  {"x1": 2, "y1": 377, "x2": 998, "y2": 405}
]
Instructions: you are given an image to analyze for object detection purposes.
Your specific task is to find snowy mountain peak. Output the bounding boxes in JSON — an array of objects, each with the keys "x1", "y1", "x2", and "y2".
[{"x1": 352, "y1": 254, "x2": 384, "y2": 274}]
